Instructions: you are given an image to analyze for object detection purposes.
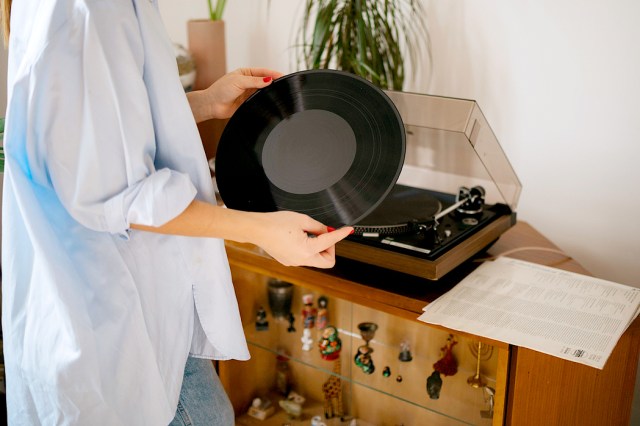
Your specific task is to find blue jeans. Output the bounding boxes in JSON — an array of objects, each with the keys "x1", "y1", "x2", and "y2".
[{"x1": 168, "y1": 357, "x2": 235, "y2": 426}]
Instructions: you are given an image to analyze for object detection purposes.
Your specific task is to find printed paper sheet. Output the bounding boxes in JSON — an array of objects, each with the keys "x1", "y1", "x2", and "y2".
[{"x1": 418, "y1": 257, "x2": 640, "y2": 369}]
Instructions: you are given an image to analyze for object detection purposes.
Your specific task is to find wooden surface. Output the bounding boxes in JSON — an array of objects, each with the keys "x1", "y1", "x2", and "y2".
[
  {"x1": 507, "y1": 334, "x2": 639, "y2": 425},
  {"x1": 225, "y1": 221, "x2": 640, "y2": 425}
]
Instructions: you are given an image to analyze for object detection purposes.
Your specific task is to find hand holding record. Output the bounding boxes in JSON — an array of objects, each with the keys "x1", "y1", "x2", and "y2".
[
  {"x1": 202, "y1": 68, "x2": 284, "y2": 119},
  {"x1": 216, "y1": 69, "x2": 406, "y2": 228}
]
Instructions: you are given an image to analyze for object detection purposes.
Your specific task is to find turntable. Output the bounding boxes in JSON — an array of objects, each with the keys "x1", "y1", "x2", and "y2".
[
  {"x1": 338, "y1": 91, "x2": 521, "y2": 280},
  {"x1": 216, "y1": 71, "x2": 521, "y2": 281}
]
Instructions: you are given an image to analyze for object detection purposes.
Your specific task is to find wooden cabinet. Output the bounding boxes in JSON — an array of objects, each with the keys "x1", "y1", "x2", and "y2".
[{"x1": 220, "y1": 222, "x2": 640, "y2": 425}]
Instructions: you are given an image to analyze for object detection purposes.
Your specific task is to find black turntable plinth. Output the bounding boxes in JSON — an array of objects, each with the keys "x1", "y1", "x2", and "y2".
[{"x1": 336, "y1": 184, "x2": 516, "y2": 280}]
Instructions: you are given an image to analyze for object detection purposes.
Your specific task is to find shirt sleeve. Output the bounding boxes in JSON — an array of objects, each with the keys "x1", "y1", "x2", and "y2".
[{"x1": 27, "y1": 1, "x2": 196, "y2": 236}]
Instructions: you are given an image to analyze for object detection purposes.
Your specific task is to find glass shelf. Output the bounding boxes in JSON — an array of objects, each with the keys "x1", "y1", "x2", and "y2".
[{"x1": 232, "y1": 274, "x2": 498, "y2": 425}]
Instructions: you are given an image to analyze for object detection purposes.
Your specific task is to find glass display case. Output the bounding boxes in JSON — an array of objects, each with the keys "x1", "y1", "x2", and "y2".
[{"x1": 226, "y1": 268, "x2": 501, "y2": 426}]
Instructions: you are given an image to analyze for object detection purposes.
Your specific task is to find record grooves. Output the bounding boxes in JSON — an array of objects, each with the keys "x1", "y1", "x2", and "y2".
[{"x1": 215, "y1": 69, "x2": 406, "y2": 227}]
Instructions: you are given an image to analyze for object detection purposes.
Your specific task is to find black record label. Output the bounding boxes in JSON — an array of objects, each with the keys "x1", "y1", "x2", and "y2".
[{"x1": 215, "y1": 69, "x2": 406, "y2": 227}]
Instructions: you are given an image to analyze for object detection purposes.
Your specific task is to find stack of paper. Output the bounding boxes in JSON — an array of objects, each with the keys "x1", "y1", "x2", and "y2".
[{"x1": 418, "y1": 257, "x2": 640, "y2": 369}]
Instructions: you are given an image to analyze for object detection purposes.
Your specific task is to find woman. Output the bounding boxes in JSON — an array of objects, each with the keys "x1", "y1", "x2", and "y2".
[{"x1": 0, "y1": 0, "x2": 352, "y2": 424}]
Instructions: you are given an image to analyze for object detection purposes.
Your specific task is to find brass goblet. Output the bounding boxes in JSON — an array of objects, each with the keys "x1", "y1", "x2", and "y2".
[{"x1": 357, "y1": 322, "x2": 378, "y2": 345}]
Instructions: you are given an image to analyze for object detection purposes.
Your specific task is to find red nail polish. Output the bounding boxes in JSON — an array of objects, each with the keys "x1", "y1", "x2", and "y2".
[
  {"x1": 263, "y1": 76, "x2": 272, "y2": 83},
  {"x1": 327, "y1": 226, "x2": 336, "y2": 232},
  {"x1": 349, "y1": 228, "x2": 355, "y2": 235}
]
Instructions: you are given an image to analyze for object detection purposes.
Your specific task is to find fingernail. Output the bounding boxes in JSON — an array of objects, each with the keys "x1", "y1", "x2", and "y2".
[
  {"x1": 349, "y1": 228, "x2": 355, "y2": 235},
  {"x1": 263, "y1": 76, "x2": 272, "y2": 83},
  {"x1": 327, "y1": 226, "x2": 336, "y2": 232}
]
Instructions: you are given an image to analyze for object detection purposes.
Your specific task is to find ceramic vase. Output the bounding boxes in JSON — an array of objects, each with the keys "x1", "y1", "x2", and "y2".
[{"x1": 187, "y1": 19, "x2": 228, "y2": 161}]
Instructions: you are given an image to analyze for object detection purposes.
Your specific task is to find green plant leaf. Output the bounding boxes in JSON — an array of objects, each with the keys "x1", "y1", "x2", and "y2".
[
  {"x1": 208, "y1": 0, "x2": 226, "y2": 21},
  {"x1": 297, "y1": 0, "x2": 430, "y2": 90},
  {"x1": 214, "y1": 0, "x2": 227, "y2": 20}
]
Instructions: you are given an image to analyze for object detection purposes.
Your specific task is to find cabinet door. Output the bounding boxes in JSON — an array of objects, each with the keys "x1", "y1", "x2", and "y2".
[{"x1": 506, "y1": 326, "x2": 640, "y2": 426}]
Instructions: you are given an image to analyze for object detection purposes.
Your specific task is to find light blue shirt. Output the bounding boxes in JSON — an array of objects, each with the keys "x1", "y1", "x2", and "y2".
[{"x1": 2, "y1": 0, "x2": 249, "y2": 424}]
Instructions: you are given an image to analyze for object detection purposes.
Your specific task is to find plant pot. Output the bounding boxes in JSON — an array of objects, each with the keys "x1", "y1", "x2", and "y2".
[
  {"x1": 187, "y1": 19, "x2": 228, "y2": 161},
  {"x1": 187, "y1": 19, "x2": 227, "y2": 90}
]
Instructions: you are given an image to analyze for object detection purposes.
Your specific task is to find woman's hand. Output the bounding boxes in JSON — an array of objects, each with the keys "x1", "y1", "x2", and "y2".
[
  {"x1": 187, "y1": 68, "x2": 283, "y2": 123},
  {"x1": 131, "y1": 202, "x2": 352, "y2": 269},
  {"x1": 248, "y1": 211, "x2": 353, "y2": 269}
]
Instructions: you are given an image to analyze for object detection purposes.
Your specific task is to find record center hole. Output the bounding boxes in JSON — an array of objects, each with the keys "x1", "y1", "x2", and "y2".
[{"x1": 262, "y1": 109, "x2": 357, "y2": 195}]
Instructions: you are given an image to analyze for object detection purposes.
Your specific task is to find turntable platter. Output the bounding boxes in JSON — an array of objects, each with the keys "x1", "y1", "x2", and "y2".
[{"x1": 353, "y1": 185, "x2": 442, "y2": 235}]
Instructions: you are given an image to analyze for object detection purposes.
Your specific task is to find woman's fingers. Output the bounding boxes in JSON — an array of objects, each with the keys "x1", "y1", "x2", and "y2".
[
  {"x1": 303, "y1": 226, "x2": 353, "y2": 268},
  {"x1": 253, "y1": 211, "x2": 353, "y2": 269},
  {"x1": 308, "y1": 226, "x2": 353, "y2": 253},
  {"x1": 235, "y1": 67, "x2": 284, "y2": 80}
]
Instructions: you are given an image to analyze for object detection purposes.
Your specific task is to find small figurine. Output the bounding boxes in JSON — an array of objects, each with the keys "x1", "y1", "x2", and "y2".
[
  {"x1": 255, "y1": 306, "x2": 269, "y2": 331},
  {"x1": 279, "y1": 391, "x2": 306, "y2": 419},
  {"x1": 301, "y1": 328, "x2": 313, "y2": 351},
  {"x1": 287, "y1": 390, "x2": 306, "y2": 405},
  {"x1": 275, "y1": 354, "x2": 292, "y2": 396},
  {"x1": 427, "y1": 334, "x2": 458, "y2": 399},
  {"x1": 433, "y1": 335, "x2": 458, "y2": 376},
  {"x1": 354, "y1": 345, "x2": 375, "y2": 374},
  {"x1": 311, "y1": 415, "x2": 325, "y2": 426},
  {"x1": 322, "y1": 358, "x2": 344, "y2": 419},
  {"x1": 426, "y1": 371, "x2": 443, "y2": 399},
  {"x1": 278, "y1": 399, "x2": 302, "y2": 419},
  {"x1": 354, "y1": 322, "x2": 377, "y2": 374},
  {"x1": 318, "y1": 326, "x2": 341, "y2": 360},
  {"x1": 382, "y1": 366, "x2": 391, "y2": 377},
  {"x1": 481, "y1": 386, "x2": 495, "y2": 419},
  {"x1": 398, "y1": 340, "x2": 413, "y2": 362},
  {"x1": 301, "y1": 294, "x2": 317, "y2": 329},
  {"x1": 316, "y1": 296, "x2": 329, "y2": 330},
  {"x1": 287, "y1": 312, "x2": 296, "y2": 333},
  {"x1": 247, "y1": 397, "x2": 275, "y2": 420}
]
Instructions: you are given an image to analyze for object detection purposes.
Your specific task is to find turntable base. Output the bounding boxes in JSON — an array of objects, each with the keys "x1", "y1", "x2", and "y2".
[
  {"x1": 337, "y1": 214, "x2": 514, "y2": 280},
  {"x1": 336, "y1": 184, "x2": 516, "y2": 280}
]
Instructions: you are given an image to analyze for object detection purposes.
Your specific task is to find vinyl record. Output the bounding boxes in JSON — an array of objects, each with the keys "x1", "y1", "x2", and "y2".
[{"x1": 215, "y1": 69, "x2": 406, "y2": 227}]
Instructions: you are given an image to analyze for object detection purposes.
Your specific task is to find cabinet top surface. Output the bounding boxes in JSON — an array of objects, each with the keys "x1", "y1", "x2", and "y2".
[{"x1": 225, "y1": 222, "x2": 620, "y2": 328}]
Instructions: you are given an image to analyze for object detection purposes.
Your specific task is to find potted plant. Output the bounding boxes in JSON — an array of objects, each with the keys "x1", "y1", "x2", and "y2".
[
  {"x1": 296, "y1": 0, "x2": 430, "y2": 90},
  {"x1": 188, "y1": 0, "x2": 228, "y2": 88}
]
